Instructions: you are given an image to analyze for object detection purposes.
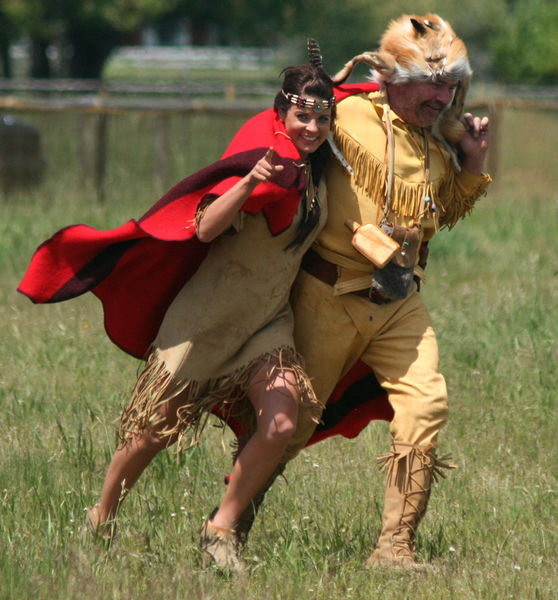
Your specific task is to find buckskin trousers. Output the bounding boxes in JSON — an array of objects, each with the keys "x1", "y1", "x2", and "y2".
[{"x1": 284, "y1": 269, "x2": 449, "y2": 457}]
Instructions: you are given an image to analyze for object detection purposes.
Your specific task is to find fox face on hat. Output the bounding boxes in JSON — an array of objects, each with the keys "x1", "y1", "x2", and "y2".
[
  {"x1": 332, "y1": 13, "x2": 471, "y2": 86},
  {"x1": 370, "y1": 13, "x2": 472, "y2": 85}
]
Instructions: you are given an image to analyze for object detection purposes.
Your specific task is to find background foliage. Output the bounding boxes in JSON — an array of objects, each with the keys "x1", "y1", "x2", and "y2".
[{"x1": 491, "y1": 0, "x2": 558, "y2": 84}]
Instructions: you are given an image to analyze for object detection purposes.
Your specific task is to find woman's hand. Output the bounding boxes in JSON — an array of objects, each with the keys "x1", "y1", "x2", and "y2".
[
  {"x1": 246, "y1": 147, "x2": 284, "y2": 187},
  {"x1": 196, "y1": 148, "x2": 284, "y2": 243}
]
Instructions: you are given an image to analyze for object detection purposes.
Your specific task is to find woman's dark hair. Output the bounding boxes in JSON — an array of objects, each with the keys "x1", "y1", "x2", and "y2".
[
  {"x1": 273, "y1": 64, "x2": 336, "y2": 121},
  {"x1": 274, "y1": 64, "x2": 336, "y2": 251}
]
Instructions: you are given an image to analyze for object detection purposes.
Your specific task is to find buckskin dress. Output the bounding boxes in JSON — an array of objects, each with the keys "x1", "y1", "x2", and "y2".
[{"x1": 121, "y1": 175, "x2": 327, "y2": 449}]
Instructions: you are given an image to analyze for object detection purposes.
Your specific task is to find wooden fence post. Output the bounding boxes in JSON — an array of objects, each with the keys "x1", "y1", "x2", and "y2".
[
  {"x1": 488, "y1": 101, "x2": 501, "y2": 184},
  {"x1": 94, "y1": 112, "x2": 107, "y2": 202},
  {"x1": 77, "y1": 110, "x2": 107, "y2": 201},
  {"x1": 78, "y1": 114, "x2": 93, "y2": 187},
  {"x1": 154, "y1": 113, "x2": 170, "y2": 192},
  {"x1": 225, "y1": 82, "x2": 236, "y2": 101}
]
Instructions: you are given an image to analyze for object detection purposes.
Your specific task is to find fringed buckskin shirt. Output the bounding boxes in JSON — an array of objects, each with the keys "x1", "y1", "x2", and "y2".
[{"x1": 314, "y1": 90, "x2": 491, "y2": 293}]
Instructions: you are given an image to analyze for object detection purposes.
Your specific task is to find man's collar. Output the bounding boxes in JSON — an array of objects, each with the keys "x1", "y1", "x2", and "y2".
[{"x1": 368, "y1": 89, "x2": 405, "y2": 126}]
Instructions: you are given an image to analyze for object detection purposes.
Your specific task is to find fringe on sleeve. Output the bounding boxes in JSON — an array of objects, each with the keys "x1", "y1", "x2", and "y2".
[{"x1": 438, "y1": 172, "x2": 492, "y2": 229}]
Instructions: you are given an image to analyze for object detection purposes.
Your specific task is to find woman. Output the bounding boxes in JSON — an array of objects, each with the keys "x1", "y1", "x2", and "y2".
[{"x1": 19, "y1": 63, "x2": 336, "y2": 572}]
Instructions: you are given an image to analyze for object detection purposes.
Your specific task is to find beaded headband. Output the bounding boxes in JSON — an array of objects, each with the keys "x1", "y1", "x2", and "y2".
[{"x1": 281, "y1": 90, "x2": 335, "y2": 114}]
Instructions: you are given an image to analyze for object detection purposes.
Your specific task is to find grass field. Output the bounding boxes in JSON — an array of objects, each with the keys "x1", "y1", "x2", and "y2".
[{"x1": 1, "y1": 105, "x2": 557, "y2": 599}]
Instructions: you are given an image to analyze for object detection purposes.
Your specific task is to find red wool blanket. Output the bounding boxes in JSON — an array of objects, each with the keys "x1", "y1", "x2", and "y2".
[{"x1": 18, "y1": 82, "x2": 393, "y2": 446}]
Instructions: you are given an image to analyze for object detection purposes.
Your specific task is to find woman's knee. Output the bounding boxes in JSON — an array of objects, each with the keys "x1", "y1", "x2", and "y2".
[
  {"x1": 257, "y1": 411, "x2": 298, "y2": 446},
  {"x1": 128, "y1": 427, "x2": 175, "y2": 455},
  {"x1": 280, "y1": 404, "x2": 321, "y2": 461}
]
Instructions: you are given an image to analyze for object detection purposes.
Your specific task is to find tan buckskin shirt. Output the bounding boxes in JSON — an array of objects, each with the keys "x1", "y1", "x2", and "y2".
[{"x1": 314, "y1": 90, "x2": 491, "y2": 294}]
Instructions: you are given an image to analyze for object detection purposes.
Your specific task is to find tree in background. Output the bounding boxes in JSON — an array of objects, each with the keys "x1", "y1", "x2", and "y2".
[
  {"x1": 365, "y1": 0, "x2": 558, "y2": 84},
  {"x1": 253, "y1": 0, "x2": 507, "y2": 82},
  {"x1": 0, "y1": 3, "x2": 17, "y2": 77},
  {"x1": 491, "y1": 0, "x2": 558, "y2": 84},
  {"x1": 1, "y1": 0, "x2": 557, "y2": 84},
  {"x1": 328, "y1": 0, "x2": 506, "y2": 80},
  {"x1": 171, "y1": 1, "x2": 229, "y2": 45},
  {"x1": 276, "y1": 0, "x2": 378, "y2": 76},
  {"x1": 2, "y1": 0, "x2": 56, "y2": 77},
  {"x1": 2, "y1": 0, "x2": 177, "y2": 78}
]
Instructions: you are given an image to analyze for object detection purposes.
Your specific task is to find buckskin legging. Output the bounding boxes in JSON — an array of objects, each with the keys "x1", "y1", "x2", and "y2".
[{"x1": 283, "y1": 269, "x2": 449, "y2": 457}]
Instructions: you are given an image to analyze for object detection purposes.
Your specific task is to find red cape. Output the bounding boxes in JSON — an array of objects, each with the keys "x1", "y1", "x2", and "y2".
[{"x1": 18, "y1": 82, "x2": 393, "y2": 446}]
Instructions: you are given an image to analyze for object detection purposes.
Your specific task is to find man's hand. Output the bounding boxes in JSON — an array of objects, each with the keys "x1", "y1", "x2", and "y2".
[{"x1": 459, "y1": 113, "x2": 490, "y2": 175}]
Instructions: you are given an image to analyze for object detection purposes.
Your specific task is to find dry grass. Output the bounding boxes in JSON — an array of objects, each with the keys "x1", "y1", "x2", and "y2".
[{"x1": 1, "y1": 106, "x2": 556, "y2": 599}]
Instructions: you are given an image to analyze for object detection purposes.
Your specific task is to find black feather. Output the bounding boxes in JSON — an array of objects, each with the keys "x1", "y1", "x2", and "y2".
[{"x1": 307, "y1": 38, "x2": 323, "y2": 69}]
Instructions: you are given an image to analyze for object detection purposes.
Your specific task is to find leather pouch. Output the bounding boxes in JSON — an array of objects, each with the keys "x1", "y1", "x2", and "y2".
[
  {"x1": 370, "y1": 223, "x2": 421, "y2": 301},
  {"x1": 345, "y1": 220, "x2": 399, "y2": 269},
  {"x1": 381, "y1": 222, "x2": 421, "y2": 269}
]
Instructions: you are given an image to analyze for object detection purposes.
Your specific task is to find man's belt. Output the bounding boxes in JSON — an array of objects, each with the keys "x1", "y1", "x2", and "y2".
[{"x1": 301, "y1": 248, "x2": 392, "y2": 304}]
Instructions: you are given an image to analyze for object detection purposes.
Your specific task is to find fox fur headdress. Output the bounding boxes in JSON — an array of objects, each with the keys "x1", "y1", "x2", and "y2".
[
  {"x1": 333, "y1": 13, "x2": 471, "y2": 86},
  {"x1": 332, "y1": 14, "x2": 472, "y2": 148}
]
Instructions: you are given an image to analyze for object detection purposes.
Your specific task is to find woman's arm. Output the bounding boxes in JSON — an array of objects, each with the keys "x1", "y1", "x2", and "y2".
[{"x1": 196, "y1": 147, "x2": 284, "y2": 243}]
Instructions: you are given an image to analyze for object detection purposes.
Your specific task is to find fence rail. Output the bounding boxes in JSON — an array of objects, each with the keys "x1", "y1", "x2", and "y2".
[
  {"x1": 0, "y1": 77, "x2": 278, "y2": 103},
  {"x1": 2, "y1": 78, "x2": 557, "y2": 200}
]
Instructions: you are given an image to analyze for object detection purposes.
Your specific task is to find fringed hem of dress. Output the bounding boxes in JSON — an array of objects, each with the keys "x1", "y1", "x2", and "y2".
[{"x1": 118, "y1": 345, "x2": 323, "y2": 452}]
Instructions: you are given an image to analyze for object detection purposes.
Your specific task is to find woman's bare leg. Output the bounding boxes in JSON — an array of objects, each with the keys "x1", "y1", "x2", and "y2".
[
  {"x1": 88, "y1": 396, "x2": 182, "y2": 532},
  {"x1": 210, "y1": 363, "x2": 299, "y2": 531}
]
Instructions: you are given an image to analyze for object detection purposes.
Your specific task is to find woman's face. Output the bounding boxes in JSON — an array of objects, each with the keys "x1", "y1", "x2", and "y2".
[{"x1": 281, "y1": 98, "x2": 332, "y2": 158}]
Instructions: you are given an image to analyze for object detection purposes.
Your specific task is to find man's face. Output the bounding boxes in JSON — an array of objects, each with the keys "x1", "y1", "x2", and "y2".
[{"x1": 386, "y1": 78, "x2": 458, "y2": 127}]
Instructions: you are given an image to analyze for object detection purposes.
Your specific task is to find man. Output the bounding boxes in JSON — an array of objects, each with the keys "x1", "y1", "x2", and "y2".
[{"x1": 289, "y1": 13, "x2": 491, "y2": 569}]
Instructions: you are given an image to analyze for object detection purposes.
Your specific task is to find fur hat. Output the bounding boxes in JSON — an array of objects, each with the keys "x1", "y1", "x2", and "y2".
[
  {"x1": 371, "y1": 13, "x2": 471, "y2": 85},
  {"x1": 333, "y1": 14, "x2": 471, "y2": 86}
]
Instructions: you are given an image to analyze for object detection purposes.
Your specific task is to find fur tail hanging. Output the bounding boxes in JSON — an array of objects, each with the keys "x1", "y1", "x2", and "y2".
[
  {"x1": 308, "y1": 37, "x2": 383, "y2": 85},
  {"x1": 435, "y1": 77, "x2": 469, "y2": 143},
  {"x1": 432, "y1": 75, "x2": 471, "y2": 169},
  {"x1": 332, "y1": 51, "x2": 385, "y2": 85}
]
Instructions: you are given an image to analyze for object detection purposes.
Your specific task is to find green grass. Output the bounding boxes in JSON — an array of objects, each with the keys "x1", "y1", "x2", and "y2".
[{"x1": 1, "y1": 106, "x2": 557, "y2": 599}]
